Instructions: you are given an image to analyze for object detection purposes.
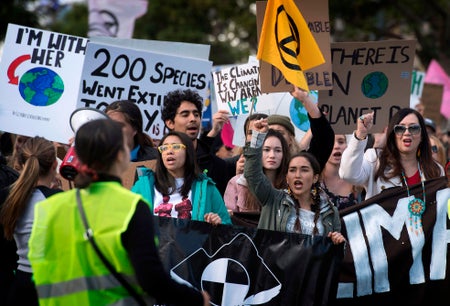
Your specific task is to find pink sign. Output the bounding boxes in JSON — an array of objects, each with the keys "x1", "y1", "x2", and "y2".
[{"x1": 425, "y1": 60, "x2": 450, "y2": 119}]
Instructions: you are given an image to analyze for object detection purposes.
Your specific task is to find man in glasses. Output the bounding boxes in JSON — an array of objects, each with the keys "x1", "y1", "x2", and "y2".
[{"x1": 161, "y1": 89, "x2": 234, "y2": 196}]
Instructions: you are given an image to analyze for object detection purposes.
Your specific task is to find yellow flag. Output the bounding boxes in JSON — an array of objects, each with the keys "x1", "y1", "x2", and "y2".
[{"x1": 257, "y1": 0, "x2": 325, "y2": 91}]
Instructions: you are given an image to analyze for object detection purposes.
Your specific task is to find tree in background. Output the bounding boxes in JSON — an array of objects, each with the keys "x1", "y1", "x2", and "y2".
[
  {"x1": 0, "y1": 0, "x2": 39, "y2": 41},
  {"x1": 329, "y1": 0, "x2": 450, "y2": 72},
  {"x1": 0, "y1": 0, "x2": 449, "y2": 73}
]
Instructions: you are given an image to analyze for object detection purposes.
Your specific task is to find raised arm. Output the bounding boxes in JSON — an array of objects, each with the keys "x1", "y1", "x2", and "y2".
[{"x1": 290, "y1": 86, "x2": 334, "y2": 170}]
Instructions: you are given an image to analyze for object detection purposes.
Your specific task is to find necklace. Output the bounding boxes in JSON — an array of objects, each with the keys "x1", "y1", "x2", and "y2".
[{"x1": 401, "y1": 162, "x2": 426, "y2": 235}]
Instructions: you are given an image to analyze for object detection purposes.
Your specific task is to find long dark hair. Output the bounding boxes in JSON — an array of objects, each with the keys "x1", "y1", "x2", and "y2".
[
  {"x1": 74, "y1": 119, "x2": 125, "y2": 188},
  {"x1": 105, "y1": 100, "x2": 154, "y2": 147},
  {"x1": 244, "y1": 129, "x2": 290, "y2": 212},
  {"x1": 265, "y1": 129, "x2": 290, "y2": 189},
  {"x1": 155, "y1": 131, "x2": 201, "y2": 198},
  {"x1": 289, "y1": 151, "x2": 324, "y2": 235},
  {"x1": 1, "y1": 136, "x2": 55, "y2": 240},
  {"x1": 375, "y1": 108, "x2": 441, "y2": 180}
]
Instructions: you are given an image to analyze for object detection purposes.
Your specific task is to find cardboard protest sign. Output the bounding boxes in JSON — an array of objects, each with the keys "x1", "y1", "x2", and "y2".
[
  {"x1": 256, "y1": 0, "x2": 332, "y2": 93},
  {"x1": 0, "y1": 24, "x2": 88, "y2": 143},
  {"x1": 77, "y1": 41, "x2": 213, "y2": 140},
  {"x1": 421, "y1": 83, "x2": 444, "y2": 127},
  {"x1": 425, "y1": 59, "x2": 450, "y2": 119},
  {"x1": 319, "y1": 40, "x2": 416, "y2": 134}
]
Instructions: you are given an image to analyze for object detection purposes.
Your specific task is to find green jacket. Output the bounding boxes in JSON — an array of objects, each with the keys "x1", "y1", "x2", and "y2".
[
  {"x1": 132, "y1": 168, "x2": 232, "y2": 225},
  {"x1": 28, "y1": 181, "x2": 154, "y2": 306},
  {"x1": 244, "y1": 145, "x2": 341, "y2": 234}
]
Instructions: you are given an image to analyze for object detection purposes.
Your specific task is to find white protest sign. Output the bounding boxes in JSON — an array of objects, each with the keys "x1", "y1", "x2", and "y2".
[
  {"x1": 90, "y1": 36, "x2": 211, "y2": 60},
  {"x1": 0, "y1": 24, "x2": 88, "y2": 143},
  {"x1": 77, "y1": 41, "x2": 213, "y2": 140},
  {"x1": 410, "y1": 70, "x2": 425, "y2": 108},
  {"x1": 212, "y1": 62, "x2": 262, "y2": 113}
]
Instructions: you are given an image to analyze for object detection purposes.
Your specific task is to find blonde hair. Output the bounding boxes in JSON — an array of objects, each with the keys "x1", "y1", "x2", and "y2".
[
  {"x1": 0, "y1": 137, "x2": 55, "y2": 240},
  {"x1": 430, "y1": 135, "x2": 446, "y2": 168}
]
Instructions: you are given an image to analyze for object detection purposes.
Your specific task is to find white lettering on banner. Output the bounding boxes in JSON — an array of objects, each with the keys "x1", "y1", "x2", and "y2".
[{"x1": 337, "y1": 188, "x2": 450, "y2": 298}]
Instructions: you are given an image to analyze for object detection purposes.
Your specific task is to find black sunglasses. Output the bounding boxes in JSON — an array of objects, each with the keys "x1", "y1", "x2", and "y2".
[{"x1": 393, "y1": 124, "x2": 421, "y2": 136}]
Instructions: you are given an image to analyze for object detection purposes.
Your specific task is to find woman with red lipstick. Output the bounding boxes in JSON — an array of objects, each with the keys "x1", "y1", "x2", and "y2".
[
  {"x1": 339, "y1": 108, "x2": 444, "y2": 200},
  {"x1": 244, "y1": 119, "x2": 345, "y2": 244},
  {"x1": 132, "y1": 131, "x2": 231, "y2": 225}
]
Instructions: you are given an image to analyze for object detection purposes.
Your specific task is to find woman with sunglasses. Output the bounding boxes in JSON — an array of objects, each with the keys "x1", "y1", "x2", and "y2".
[
  {"x1": 132, "y1": 131, "x2": 231, "y2": 225},
  {"x1": 339, "y1": 108, "x2": 444, "y2": 200}
]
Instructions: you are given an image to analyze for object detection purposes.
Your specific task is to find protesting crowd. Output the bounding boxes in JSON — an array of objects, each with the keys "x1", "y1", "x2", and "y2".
[
  {"x1": 0, "y1": 0, "x2": 449, "y2": 304},
  {"x1": 0, "y1": 83, "x2": 448, "y2": 305}
]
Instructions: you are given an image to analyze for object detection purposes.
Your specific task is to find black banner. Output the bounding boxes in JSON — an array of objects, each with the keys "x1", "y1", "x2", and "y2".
[
  {"x1": 155, "y1": 177, "x2": 449, "y2": 306},
  {"x1": 334, "y1": 177, "x2": 449, "y2": 306},
  {"x1": 155, "y1": 218, "x2": 344, "y2": 306}
]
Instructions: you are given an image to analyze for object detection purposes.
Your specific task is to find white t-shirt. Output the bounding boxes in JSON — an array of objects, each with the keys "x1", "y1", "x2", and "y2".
[
  {"x1": 153, "y1": 177, "x2": 192, "y2": 218},
  {"x1": 286, "y1": 207, "x2": 324, "y2": 235}
]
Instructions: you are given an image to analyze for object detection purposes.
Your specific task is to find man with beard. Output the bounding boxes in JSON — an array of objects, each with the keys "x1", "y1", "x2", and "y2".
[{"x1": 161, "y1": 89, "x2": 233, "y2": 196}]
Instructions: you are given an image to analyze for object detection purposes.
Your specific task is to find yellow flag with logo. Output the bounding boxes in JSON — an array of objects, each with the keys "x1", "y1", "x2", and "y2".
[{"x1": 257, "y1": 0, "x2": 325, "y2": 91}]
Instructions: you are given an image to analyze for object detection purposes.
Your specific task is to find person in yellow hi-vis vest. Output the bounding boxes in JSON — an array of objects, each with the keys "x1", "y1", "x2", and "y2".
[{"x1": 28, "y1": 119, "x2": 209, "y2": 306}]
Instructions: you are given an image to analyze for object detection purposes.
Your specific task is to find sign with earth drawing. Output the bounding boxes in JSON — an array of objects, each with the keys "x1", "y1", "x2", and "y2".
[
  {"x1": 318, "y1": 39, "x2": 416, "y2": 134},
  {"x1": 0, "y1": 24, "x2": 88, "y2": 144}
]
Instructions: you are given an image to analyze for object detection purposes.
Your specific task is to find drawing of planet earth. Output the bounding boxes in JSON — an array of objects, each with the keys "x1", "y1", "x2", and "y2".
[
  {"x1": 361, "y1": 71, "x2": 388, "y2": 99},
  {"x1": 19, "y1": 67, "x2": 64, "y2": 106},
  {"x1": 289, "y1": 91, "x2": 318, "y2": 132}
]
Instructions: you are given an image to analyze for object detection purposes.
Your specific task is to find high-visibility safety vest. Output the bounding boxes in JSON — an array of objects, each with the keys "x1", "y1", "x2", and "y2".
[{"x1": 29, "y1": 181, "x2": 154, "y2": 306}]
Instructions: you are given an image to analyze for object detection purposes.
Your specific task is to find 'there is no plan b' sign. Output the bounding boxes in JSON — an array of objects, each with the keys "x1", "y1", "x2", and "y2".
[{"x1": 319, "y1": 39, "x2": 416, "y2": 134}]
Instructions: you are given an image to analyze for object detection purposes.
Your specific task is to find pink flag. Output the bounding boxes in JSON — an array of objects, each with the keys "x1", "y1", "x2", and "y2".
[
  {"x1": 424, "y1": 59, "x2": 450, "y2": 119},
  {"x1": 88, "y1": 0, "x2": 148, "y2": 38}
]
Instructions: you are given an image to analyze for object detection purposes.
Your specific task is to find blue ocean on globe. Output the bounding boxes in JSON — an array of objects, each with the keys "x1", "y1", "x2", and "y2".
[
  {"x1": 18, "y1": 67, "x2": 64, "y2": 106},
  {"x1": 361, "y1": 71, "x2": 388, "y2": 99},
  {"x1": 289, "y1": 98, "x2": 310, "y2": 132}
]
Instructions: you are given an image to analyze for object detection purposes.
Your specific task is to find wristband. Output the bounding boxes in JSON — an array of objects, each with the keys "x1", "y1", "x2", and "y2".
[{"x1": 354, "y1": 132, "x2": 367, "y2": 141}]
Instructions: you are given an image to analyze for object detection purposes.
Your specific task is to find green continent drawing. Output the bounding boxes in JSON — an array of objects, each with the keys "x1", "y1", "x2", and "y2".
[
  {"x1": 19, "y1": 67, "x2": 64, "y2": 106},
  {"x1": 361, "y1": 71, "x2": 388, "y2": 99}
]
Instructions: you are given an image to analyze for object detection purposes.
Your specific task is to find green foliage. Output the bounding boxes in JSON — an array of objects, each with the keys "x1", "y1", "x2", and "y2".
[
  {"x1": 134, "y1": 0, "x2": 257, "y2": 65},
  {"x1": 330, "y1": 0, "x2": 450, "y2": 68},
  {"x1": 0, "y1": 0, "x2": 39, "y2": 41},
  {"x1": 1, "y1": 0, "x2": 449, "y2": 71},
  {"x1": 50, "y1": 3, "x2": 88, "y2": 38}
]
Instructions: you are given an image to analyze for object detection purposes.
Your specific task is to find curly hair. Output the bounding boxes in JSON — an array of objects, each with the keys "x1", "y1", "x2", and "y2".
[{"x1": 161, "y1": 89, "x2": 203, "y2": 123}]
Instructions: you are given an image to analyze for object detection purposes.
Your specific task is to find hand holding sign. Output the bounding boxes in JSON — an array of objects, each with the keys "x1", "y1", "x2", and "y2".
[
  {"x1": 290, "y1": 85, "x2": 321, "y2": 118},
  {"x1": 207, "y1": 109, "x2": 230, "y2": 138}
]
